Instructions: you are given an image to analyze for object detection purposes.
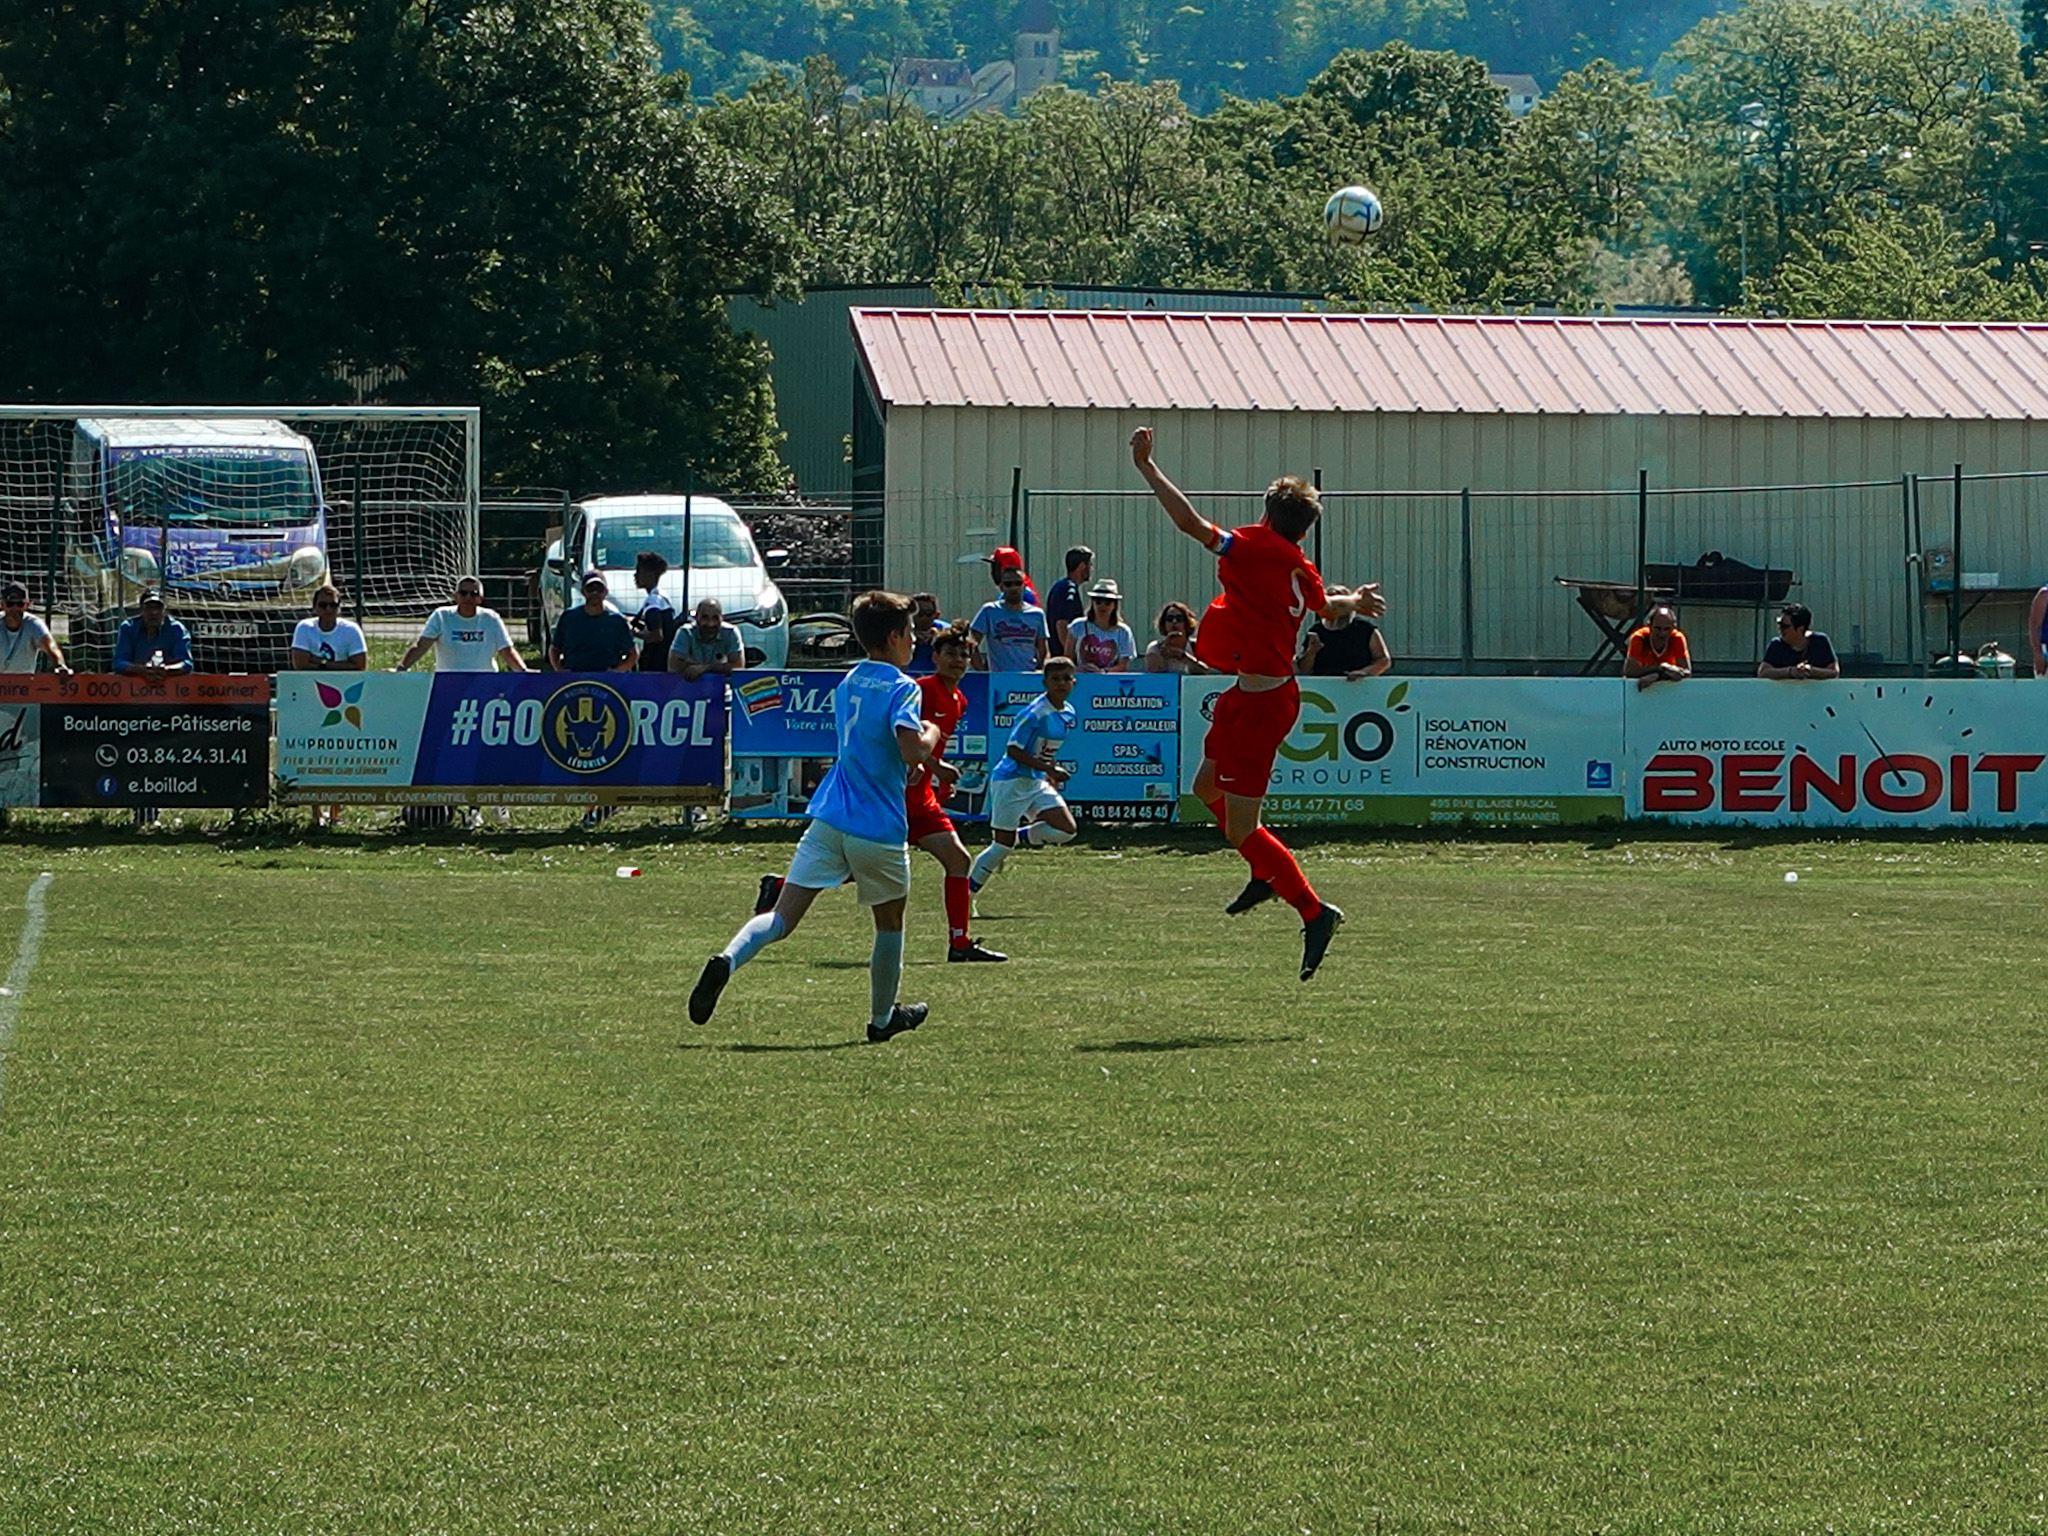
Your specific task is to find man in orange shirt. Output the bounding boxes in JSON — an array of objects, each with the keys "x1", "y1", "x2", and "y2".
[{"x1": 1623, "y1": 605, "x2": 1691, "y2": 690}]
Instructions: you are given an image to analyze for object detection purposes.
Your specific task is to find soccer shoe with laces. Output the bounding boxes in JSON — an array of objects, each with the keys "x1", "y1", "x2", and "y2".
[
  {"x1": 754, "y1": 874, "x2": 785, "y2": 915},
  {"x1": 688, "y1": 954, "x2": 731, "y2": 1024},
  {"x1": 868, "y1": 1002, "x2": 929, "y2": 1043},
  {"x1": 946, "y1": 941, "x2": 1007, "y2": 963},
  {"x1": 1225, "y1": 877, "x2": 1275, "y2": 915},
  {"x1": 1299, "y1": 903, "x2": 1344, "y2": 982}
]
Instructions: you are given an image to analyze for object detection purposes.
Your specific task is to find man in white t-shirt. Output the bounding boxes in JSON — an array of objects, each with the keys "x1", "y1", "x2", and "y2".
[
  {"x1": 0, "y1": 581, "x2": 68, "y2": 675},
  {"x1": 393, "y1": 577, "x2": 529, "y2": 673},
  {"x1": 290, "y1": 585, "x2": 368, "y2": 672}
]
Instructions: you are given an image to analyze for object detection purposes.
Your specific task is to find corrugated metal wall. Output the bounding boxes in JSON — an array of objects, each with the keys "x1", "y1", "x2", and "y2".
[
  {"x1": 730, "y1": 286, "x2": 1317, "y2": 495},
  {"x1": 881, "y1": 405, "x2": 2048, "y2": 671}
]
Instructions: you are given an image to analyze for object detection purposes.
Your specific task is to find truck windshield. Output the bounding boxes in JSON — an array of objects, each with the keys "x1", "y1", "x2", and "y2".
[
  {"x1": 110, "y1": 448, "x2": 318, "y2": 530},
  {"x1": 592, "y1": 515, "x2": 757, "y2": 572}
]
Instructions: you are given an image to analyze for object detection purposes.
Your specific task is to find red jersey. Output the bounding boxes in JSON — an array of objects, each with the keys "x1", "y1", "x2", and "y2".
[
  {"x1": 1193, "y1": 523, "x2": 1327, "y2": 677},
  {"x1": 907, "y1": 672, "x2": 965, "y2": 800}
]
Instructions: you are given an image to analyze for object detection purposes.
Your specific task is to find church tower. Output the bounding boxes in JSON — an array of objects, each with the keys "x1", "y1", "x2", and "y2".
[{"x1": 1012, "y1": 0, "x2": 1060, "y2": 100}]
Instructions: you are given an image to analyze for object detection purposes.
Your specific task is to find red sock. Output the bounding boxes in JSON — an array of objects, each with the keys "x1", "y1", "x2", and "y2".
[
  {"x1": 944, "y1": 875, "x2": 973, "y2": 949},
  {"x1": 1203, "y1": 796, "x2": 1229, "y2": 835},
  {"x1": 1242, "y1": 827, "x2": 1319, "y2": 918}
]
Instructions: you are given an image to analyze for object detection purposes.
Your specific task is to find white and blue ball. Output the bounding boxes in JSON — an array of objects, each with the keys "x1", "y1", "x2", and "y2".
[{"x1": 1324, "y1": 185, "x2": 1384, "y2": 245}]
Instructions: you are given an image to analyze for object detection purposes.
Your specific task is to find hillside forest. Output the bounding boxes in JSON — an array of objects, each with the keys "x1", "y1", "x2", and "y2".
[{"x1": 3, "y1": 0, "x2": 2048, "y2": 493}]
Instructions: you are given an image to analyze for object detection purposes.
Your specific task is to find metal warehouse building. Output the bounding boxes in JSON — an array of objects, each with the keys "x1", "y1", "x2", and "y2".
[{"x1": 850, "y1": 310, "x2": 2048, "y2": 672}]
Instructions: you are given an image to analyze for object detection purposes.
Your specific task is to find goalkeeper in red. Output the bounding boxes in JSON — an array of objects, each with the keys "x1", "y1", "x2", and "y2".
[{"x1": 1129, "y1": 426, "x2": 1384, "y2": 981}]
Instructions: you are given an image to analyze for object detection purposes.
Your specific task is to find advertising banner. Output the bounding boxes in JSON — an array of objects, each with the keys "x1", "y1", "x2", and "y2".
[
  {"x1": 0, "y1": 674, "x2": 270, "y2": 809},
  {"x1": 1625, "y1": 679, "x2": 2048, "y2": 825},
  {"x1": 276, "y1": 672, "x2": 726, "y2": 806},
  {"x1": 731, "y1": 670, "x2": 992, "y2": 821},
  {"x1": 985, "y1": 672, "x2": 1180, "y2": 823},
  {"x1": 1178, "y1": 676, "x2": 1625, "y2": 826}
]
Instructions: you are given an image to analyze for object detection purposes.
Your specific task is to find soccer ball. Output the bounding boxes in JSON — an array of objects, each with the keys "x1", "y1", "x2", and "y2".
[{"x1": 1324, "y1": 185, "x2": 1384, "y2": 245}]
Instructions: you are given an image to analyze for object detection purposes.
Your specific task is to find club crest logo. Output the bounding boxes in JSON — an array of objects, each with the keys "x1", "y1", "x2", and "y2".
[{"x1": 542, "y1": 681, "x2": 632, "y2": 774}]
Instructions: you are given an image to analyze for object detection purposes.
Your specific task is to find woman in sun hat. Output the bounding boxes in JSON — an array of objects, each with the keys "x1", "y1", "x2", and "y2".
[{"x1": 1067, "y1": 577, "x2": 1136, "y2": 673}]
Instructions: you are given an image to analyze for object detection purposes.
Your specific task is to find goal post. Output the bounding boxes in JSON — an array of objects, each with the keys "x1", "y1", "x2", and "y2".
[{"x1": 0, "y1": 405, "x2": 479, "y2": 673}]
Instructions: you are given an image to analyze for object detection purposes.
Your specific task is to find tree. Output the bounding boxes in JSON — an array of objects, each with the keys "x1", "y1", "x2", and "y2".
[
  {"x1": 1764, "y1": 208, "x2": 2047, "y2": 317},
  {"x1": 0, "y1": 0, "x2": 796, "y2": 492}
]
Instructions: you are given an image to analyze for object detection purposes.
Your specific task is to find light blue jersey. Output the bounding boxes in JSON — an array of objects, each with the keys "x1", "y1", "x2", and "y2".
[
  {"x1": 806, "y1": 658, "x2": 923, "y2": 844},
  {"x1": 990, "y1": 693, "x2": 1077, "y2": 783}
]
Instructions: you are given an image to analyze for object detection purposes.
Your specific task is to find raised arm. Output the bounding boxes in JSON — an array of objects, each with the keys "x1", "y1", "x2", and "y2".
[{"x1": 1130, "y1": 428, "x2": 1221, "y2": 549}]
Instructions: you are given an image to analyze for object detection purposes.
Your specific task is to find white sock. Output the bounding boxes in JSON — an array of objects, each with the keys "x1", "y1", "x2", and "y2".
[
  {"x1": 722, "y1": 911, "x2": 784, "y2": 971},
  {"x1": 968, "y1": 842, "x2": 1009, "y2": 890},
  {"x1": 1025, "y1": 821, "x2": 1075, "y2": 847},
  {"x1": 869, "y1": 929, "x2": 904, "y2": 1027}
]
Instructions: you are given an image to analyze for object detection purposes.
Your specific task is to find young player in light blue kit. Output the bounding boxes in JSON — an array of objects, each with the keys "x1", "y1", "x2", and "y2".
[
  {"x1": 969, "y1": 655, "x2": 1079, "y2": 898},
  {"x1": 690, "y1": 591, "x2": 945, "y2": 1043}
]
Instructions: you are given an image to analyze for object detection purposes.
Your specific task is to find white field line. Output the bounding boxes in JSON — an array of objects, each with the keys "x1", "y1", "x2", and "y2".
[{"x1": 0, "y1": 872, "x2": 53, "y2": 1113}]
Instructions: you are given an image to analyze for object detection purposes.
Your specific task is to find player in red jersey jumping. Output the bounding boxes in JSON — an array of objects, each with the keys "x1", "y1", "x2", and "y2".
[
  {"x1": 1130, "y1": 426, "x2": 1385, "y2": 981},
  {"x1": 756, "y1": 621, "x2": 1005, "y2": 962}
]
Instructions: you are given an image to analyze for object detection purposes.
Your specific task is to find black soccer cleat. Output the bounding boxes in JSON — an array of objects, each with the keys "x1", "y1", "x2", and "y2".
[
  {"x1": 868, "y1": 1002, "x2": 929, "y2": 1043},
  {"x1": 1225, "y1": 877, "x2": 1275, "y2": 916},
  {"x1": 946, "y1": 941, "x2": 1008, "y2": 963},
  {"x1": 754, "y1": 874, "x2": 785, "y2": 915},
  {"x1": 1299, "y1": 903, "x2": 1344, "y2": 982},
  {"x1": 688, "y1": 954, "x2": 731, "y2": 1025}
]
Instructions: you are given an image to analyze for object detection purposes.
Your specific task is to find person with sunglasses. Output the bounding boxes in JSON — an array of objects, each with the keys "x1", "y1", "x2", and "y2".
[
  {"x1": 1067, "y1": 578, "x2": 1136, "y2": 673},
  {"x1": 393, "y1": 578, "x2": 529, "y2": 674},
  {"x1": 1758, "y1": 603, "x2": 1840, "y2": 681},
  {"x1": 0, "y1": 582, "x2": 69, "y2": 675},
  {"x1": 290, "y1": 585, "x2": 368, "y2": 673}
]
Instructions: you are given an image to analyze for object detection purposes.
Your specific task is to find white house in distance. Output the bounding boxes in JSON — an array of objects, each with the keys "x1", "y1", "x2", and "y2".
[
  {"x1": 893, "y1": 0, "x2": 1062, "y2": 118},
  {"x1": 1490, "y1": 71, "x2": 1541, "y2": 116}
]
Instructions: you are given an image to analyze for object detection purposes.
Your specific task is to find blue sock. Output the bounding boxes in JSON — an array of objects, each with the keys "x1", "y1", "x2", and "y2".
[
  {"x1": 723, "y1": 911, "x2": 784, "y2": 971},
  {"x1": 869, "y1": 928, "x2": 904, "y2": 1027}
]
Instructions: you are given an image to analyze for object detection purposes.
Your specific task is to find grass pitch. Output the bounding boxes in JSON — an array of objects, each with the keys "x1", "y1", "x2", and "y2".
[{"x1": 0, "y1": 828, "x2": 2043, "y2": 1532}]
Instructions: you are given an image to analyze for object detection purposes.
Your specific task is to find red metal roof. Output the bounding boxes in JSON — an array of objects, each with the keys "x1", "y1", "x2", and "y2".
[{"x1": 849, "y1": 309, "x2": 2048, "y2": 419}]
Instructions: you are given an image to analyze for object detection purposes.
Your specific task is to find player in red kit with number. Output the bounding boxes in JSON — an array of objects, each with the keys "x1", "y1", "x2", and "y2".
[
  {"x1": 754, "y1": 621, "x2": 1004, "y2": 962},
  {"x1": 1130, "y1": 426, "x2": 1385, "y2": 980}
]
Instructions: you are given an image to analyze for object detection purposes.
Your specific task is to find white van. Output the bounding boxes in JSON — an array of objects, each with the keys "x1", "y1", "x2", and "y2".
[{"x1": 536, "y1": 494, "x2": 789, "y2": 667}]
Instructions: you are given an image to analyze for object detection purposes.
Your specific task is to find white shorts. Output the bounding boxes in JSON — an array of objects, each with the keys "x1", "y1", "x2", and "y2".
[
  {"x1": 987, "y1": 774, "x2": 1066, "y2": 833},
  {"x1": 786, "y1": 820, "x2": 912, "y2": 906}
]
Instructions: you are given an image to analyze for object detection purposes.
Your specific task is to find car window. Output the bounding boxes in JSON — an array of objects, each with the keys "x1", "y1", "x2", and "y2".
[{"x1": 591, "y1": 515, "x2": 756, "y2": 571}]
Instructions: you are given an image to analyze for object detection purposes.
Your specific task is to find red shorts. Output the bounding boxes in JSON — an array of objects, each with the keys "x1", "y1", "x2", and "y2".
[
  {"x1": 906, "y1": 790, "x2": 956, "y2": 845},
  {"x1": 1203, "y1": 679, "x2": 1300, "y2": 797}
]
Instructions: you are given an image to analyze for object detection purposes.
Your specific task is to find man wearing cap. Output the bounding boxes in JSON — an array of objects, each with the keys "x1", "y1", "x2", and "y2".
[
  {"x1": 1066, "y1": 577, "x2": 1137, "y2": 673},
  {"x1": 0, "y1": 582, "x2": 69, "y2": 675},
  {"x1": 970, "y1": 562, "x2": 1050, "y2": 673},
  {"x1": 113, "y1": 590, "x2": 193, "y2": 678},
  {"x1": 549, "y1": 572, "x2": 638, "y2": 673},
  {"x1": 982, "y1": 546, "x2": 1039, "y2": 607}
]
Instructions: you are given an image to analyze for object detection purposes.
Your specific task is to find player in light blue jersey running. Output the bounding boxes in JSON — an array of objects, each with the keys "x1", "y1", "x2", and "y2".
[
  {"x1": 969, "y1": 655, "x2": 1079, "y2": 898},
  {"x1": 690, "y1": 591, "x2": 945, "y2": 1044}
]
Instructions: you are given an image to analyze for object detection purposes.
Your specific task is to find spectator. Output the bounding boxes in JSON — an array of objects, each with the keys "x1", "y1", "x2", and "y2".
[
  {"x1": 113, "y1": 590, "x2": 192, "y2": 678},
  {"x1": 668, "y1": 598, "x2": 743, "y2": 681},
  {"x1": 1044, "y1": 546, "x2": 1093, "y2": 657},
  {"x1": 1068, "y1": 578, "x2": 1136, "y2": 673},
  {"x1": 908, "y1": 592, "x2": 943, "y2": 673},
  {"x1": 0, "y1": 582, "x2": 68, "y2": 675},
  {"x1": 2029, "y1": 582, "x2": 2048, "y2": 676},
  {"x1": 981, "y1": 545, "x2": 1039, "y2": 606},
  {"x1": 1759, "y1": 603, "x2": 1840, "y2": 680},
  {"x1": 393, "y1": 577, "x2": 528, "y2": 673},
  {"x1": 290, "y1": 585, "x2": 368, "y2": 673},
  {"x1": 1622, "y1": 604, "x2": 1690, "y2": 690},
  {"x1": 970, "y1": 564, "x2": 1050, "y2": 672},
  {"x1": 550, "y1": 572, "x2": 638, "y2": 674},
  {"x1": 633, "y1": 551, "x2": 678, "y2": 673},
  {"x1": 1298, "y1": 586, "x2": 1392, "y2": 680},
  {"x1": 113, "y1": 589, "x2": 190, "y2": 826},
  {"x1": 1144, "y1": 600, "x2": 1210, "y2": 675}
]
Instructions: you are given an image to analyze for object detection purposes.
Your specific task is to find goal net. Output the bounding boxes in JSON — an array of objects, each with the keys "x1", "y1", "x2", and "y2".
[{"x1": 0, "y1": 406, "x2": 478, "y2": 673}]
